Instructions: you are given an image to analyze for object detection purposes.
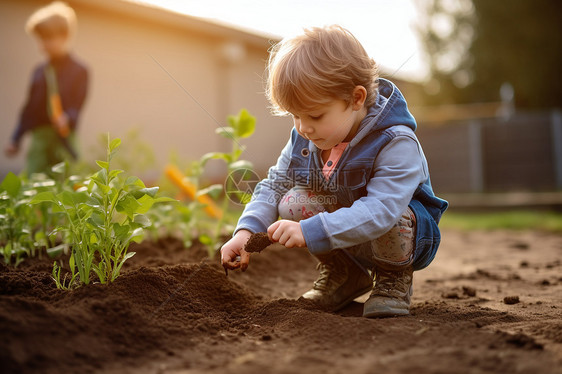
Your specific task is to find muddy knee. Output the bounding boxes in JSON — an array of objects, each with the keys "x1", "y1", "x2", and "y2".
[
  {"x1": 278, "y1": 187, "x2": 329, "y2": 222},
  {"x1": 372, "y1": 208, "x2": 416, "y2": 270}
]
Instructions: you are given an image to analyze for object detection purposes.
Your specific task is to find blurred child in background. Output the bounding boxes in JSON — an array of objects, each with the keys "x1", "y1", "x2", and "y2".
[{"x1": 4, "y1": 1, "x2": 88, "y2": 175}]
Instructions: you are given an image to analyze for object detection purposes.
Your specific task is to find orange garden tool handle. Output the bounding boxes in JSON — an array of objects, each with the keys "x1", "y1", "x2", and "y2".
[
  {"x1": 49, "y1": 94, "x2": 70, "y2": 138},
  {"x1": 44, "y1": 64, "x2": 76, "y2": 159},
  {"x1": 165, "y1": 164, "x2": 223, "y2": 219}
]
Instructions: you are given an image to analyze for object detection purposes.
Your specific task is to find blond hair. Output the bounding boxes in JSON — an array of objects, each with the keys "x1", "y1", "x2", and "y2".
[
  {"x1": 25, "y1": 1, "x2": 77, "y2": 38},
  {"x1": 266, "y1": 25, "x2": 379, "y2": 116}
]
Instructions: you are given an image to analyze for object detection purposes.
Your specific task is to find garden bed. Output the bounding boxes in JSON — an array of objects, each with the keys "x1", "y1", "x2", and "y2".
[{"x1": 1, "y1": 229, "x2": 561, "y2": 374}]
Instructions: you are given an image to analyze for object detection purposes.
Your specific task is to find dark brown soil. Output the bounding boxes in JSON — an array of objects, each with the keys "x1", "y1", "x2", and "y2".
[
  {"x1": 1, "y1": 229, "x2": 561, "y2": 374},
  {"x1": 504, "y1": 295, "x2": 521, "y2": 305},
  {"x1": 243, "y1": 232, "x2": 272, "y2": 253}
]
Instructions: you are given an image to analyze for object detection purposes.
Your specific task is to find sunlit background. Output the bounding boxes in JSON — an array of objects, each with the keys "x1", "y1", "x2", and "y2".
[
  {"x1": 0, "y1": 0, "x2": 561, "y2": 212},
  {"x1": 135, "y1": 0, "x2": 427, "y2": 81}
]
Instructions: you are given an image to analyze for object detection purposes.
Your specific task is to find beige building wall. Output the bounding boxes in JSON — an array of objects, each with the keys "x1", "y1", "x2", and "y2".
[{"x1": 0, "y1": 0, "x2": 290, "y2": 181}]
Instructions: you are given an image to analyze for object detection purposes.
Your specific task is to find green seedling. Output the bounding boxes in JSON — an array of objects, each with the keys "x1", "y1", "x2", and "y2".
[
  {"x1": 31, "y1": 134, "x2": 174, "y2": 288},
  {"x1": 0, "y1": 172, "x2": 34, "y2": 266},
  {"x1": 145, "y1": 200, "x2": 199, "y2": 248},
  {"x1": 196, "y1": 108, "x2": 257, "y2": 257}
]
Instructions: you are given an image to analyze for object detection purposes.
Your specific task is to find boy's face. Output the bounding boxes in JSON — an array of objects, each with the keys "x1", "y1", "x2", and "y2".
[
  {"x1": 291, "y1": 100, "x2": 360, "y2": 150},
  {"x1": 37, "y1": 34, "x2": 68, "y2": 59}
]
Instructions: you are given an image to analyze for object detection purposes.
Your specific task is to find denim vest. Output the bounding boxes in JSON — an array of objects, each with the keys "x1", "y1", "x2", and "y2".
[{"x1": 287, "y1": 127, "x2": 449, "y2": 270}]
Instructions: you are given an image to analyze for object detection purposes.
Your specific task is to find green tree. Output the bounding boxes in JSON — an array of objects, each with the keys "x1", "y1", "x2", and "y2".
[{"x1": 417, "y1": 0, "x2": 562, "y2": 108}]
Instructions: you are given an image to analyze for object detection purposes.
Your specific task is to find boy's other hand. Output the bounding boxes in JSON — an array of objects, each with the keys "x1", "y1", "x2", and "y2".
[
  {"x1": 220, "y1": 229, "x2": 252, "y2": 272},
  {"x1": 4, "y1": 143, "x2": 19, "y2": 157},
  {"x1": 268, "y1": 220, "x2": 306, "y2": 248}
]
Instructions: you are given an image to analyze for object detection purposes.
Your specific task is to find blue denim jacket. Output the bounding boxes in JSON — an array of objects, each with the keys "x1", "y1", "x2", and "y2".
[{"x1": 236, "y1": 78, "x2": 448, "y2": 270}]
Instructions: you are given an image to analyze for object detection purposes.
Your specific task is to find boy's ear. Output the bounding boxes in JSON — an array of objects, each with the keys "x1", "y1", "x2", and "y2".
[{"x1": 352, "y1": 85, "x2": 367, "y2": 110}]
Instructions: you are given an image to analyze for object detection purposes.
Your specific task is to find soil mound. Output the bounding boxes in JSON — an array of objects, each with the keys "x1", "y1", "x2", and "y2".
[
  {"x1": 0, "y1": 259, "x2": 259, "y2": 374},
  {"x1": 1, "y1": 230, "x2": 562, "y2": 374}
]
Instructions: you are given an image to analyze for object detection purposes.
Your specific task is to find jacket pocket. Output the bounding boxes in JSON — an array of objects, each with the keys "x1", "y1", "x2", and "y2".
[{"x1": 334, "y1": 159, "x2": 372, "y2": 205}]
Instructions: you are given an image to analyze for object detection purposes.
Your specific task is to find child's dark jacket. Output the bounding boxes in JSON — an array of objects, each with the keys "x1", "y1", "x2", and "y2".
[{"x1": 11, "y1": 54, "x2": 88, "y2": 145}]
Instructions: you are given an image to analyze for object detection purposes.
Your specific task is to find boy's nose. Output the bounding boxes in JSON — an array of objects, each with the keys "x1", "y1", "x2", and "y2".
[{"x1": 299, "y1": 122, "x2": 314, "y2": 134}]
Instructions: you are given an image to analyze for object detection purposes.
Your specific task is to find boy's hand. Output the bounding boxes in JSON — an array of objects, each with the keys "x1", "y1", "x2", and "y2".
[
  {"x1": 220, "y1": 229, "x2": 252, "y2": 272},
  {"x1": 268, "y1": 220, "x2": 306, "y2": 248},
  {"x1": 4, "y1": 143, "x2": 19, "y2": 157},
  {"x1": 53, "y1": 112, "x2": 70, "y2": 137}
]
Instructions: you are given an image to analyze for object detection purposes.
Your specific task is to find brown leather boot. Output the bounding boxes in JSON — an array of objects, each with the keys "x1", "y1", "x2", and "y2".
[
  {"x1": 300, "y1": 249, "x2": 373, "y2": 312},
  {"x1": 363, "y1": 265, "x2": 413, "y2": 318}
]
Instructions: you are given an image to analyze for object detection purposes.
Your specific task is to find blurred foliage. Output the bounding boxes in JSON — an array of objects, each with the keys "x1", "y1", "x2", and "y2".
[
  {"x1": 74, "y1": 128, "x2": 156, "y2": 177},
  {"x1": 417, "y1": 0, "x2": 562, "y2": 108},
  {"x1": 149, "y1": 109, "x2": 257, "y2": 257},
  {"x1": 440, "y1": 210, "x2": 562, "y2": 232}
]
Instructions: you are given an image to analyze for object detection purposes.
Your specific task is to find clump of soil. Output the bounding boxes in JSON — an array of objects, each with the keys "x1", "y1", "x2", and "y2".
[
  {"x1": 463, "y1": 286, "x2": 477, "y2": 297},
  {"x1": 504, "y1": 295, "x2": 521, "y2": 304},
  {"x1": 243, "y1": 232, "x2": 272, "y2": 253}
]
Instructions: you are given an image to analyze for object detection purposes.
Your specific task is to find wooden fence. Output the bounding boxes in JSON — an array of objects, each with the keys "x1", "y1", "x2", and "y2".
[{"x1": 416, "y1": 110, "x2": 562, "y2": 195}]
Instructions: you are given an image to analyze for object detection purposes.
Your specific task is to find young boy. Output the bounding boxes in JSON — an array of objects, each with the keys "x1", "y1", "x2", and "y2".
[
  {"x1": 221, "y1": 25, "x2": 448, "y2": 318},
  {"x1": 4, "y1": 1, "x2": 88, "y2": 175}
]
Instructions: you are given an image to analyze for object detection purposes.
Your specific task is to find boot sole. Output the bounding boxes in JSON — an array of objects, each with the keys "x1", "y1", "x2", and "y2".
[{"x1": 363, "y1": 305, "x2": 410, "y2": 318}]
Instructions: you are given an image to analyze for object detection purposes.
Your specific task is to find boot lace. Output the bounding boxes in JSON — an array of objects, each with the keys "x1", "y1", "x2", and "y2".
[
  {"x1": 313, "y1": 262, "x2": 334, "y2": 291},
  {"x1": 372, "y1": 268, "x2": 411, "y2": 298}
]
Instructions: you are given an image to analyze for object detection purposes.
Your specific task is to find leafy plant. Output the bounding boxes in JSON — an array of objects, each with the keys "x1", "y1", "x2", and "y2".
[
  {"x1": 94, "y1": 128, "x2": 156, "y2": 175},
  {"x1": 196, "y1": 108, "x2": 257, "y2": 256},
  {"x1": 145, "y1": 200, "x2": 199, "y2": 248},
  {"x1": 31, "y1": 134, "x2": 174, "y2": 288},
  {"x1": 0, "y1": 172, "x2": 33, "y2": 266},
  {"x1": 0, "y1": 169, "x2": 73, "y2": 266}
]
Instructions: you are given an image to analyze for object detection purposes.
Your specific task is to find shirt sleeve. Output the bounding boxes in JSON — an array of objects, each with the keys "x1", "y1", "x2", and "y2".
[
  {"x1": 234, "y1": 135, "x2": 295, "y2": 235},
  {"x1": 11, "y1": 68, "x2": 43, "y2": 145},
  {"x1": 300, "y1": 134, "x2": 428, "y2": 255}
]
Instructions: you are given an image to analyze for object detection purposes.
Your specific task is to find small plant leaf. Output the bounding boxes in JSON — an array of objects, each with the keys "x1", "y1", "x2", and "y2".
[
  {"x1": 96, "y1": 160, "x2": 109, "y2": 170},
  {"x1": 109, "y1": 169, "x2": 124, "y2": 179},
  {"x1": 58, "y1": 191, "x2": 75, "y2": 207},
  {"x1": 109, "y1": 138, "x2": 121, "y2": 152},
  {"x1": 215, "y1": 126, "x2": 235, "y2": 139},
  {"x1": 235, "y1": 109, "x2": 256, "y2": 138},
  {"x1": 0, "y1": 172, "x2": 21, "y2": 198},
  {"x1": 133, "y1": 214, "x2": 151, "y2": 228},
  {"x1": 125, "y1": 176, "x2": 146, "y2": 189},
  {"x1": 123, "y1": 251, "x2": 136, "y2": 261},
  {"x1": 88, "y1": 212, "x2": 104, "y2": 226},
  {"x1": 227, "y1": 114, "x2": 237, "y2": 128},
  {"x1": 128, "y1": 228, "x2": 144, "y2": 243},
  {"x1": 196, "y1": 184, "x2": 223, "y2": 199},
  {"x1": 116, "y1": 194, "x2": 141, "y2": 219},
  {"x1": 91, "y1": 168, "x2": 108, "y2": 186},
  {"x1": 51, "y1": 162, "x2": 67, "y2": 174},
  {"x1": 113, "y1": 223, "x2": 131, "y2": 242},
  {"x1": 47, "y1": 244, "x2": 66, "y2": 258},
  {"x1": 232, "y1": 191, "x2": 253, "y2": 204},
  {"x1": 199, "y1": 233, "x2": 213, "y2": 246},
  {"x1": 137, "y1": 187, "x2": 159, "y2": 198},
  {"x1": 30, "y1": 191, "x2": 57, "y2": 204},
  {"x1": 200, "y1": 152, "x2": 231, "y2": 166},
  {"x1": 89, "y1": 233, "x2": 98, "y2": 245},
  {"x1": 135, "y1": 195, "x2": 155, "y2": 214}
]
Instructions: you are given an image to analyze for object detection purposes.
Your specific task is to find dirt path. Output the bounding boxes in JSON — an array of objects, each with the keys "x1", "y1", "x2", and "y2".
[{"x1": 1, "y1": 229, "x2": 561, "y2": 374}]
